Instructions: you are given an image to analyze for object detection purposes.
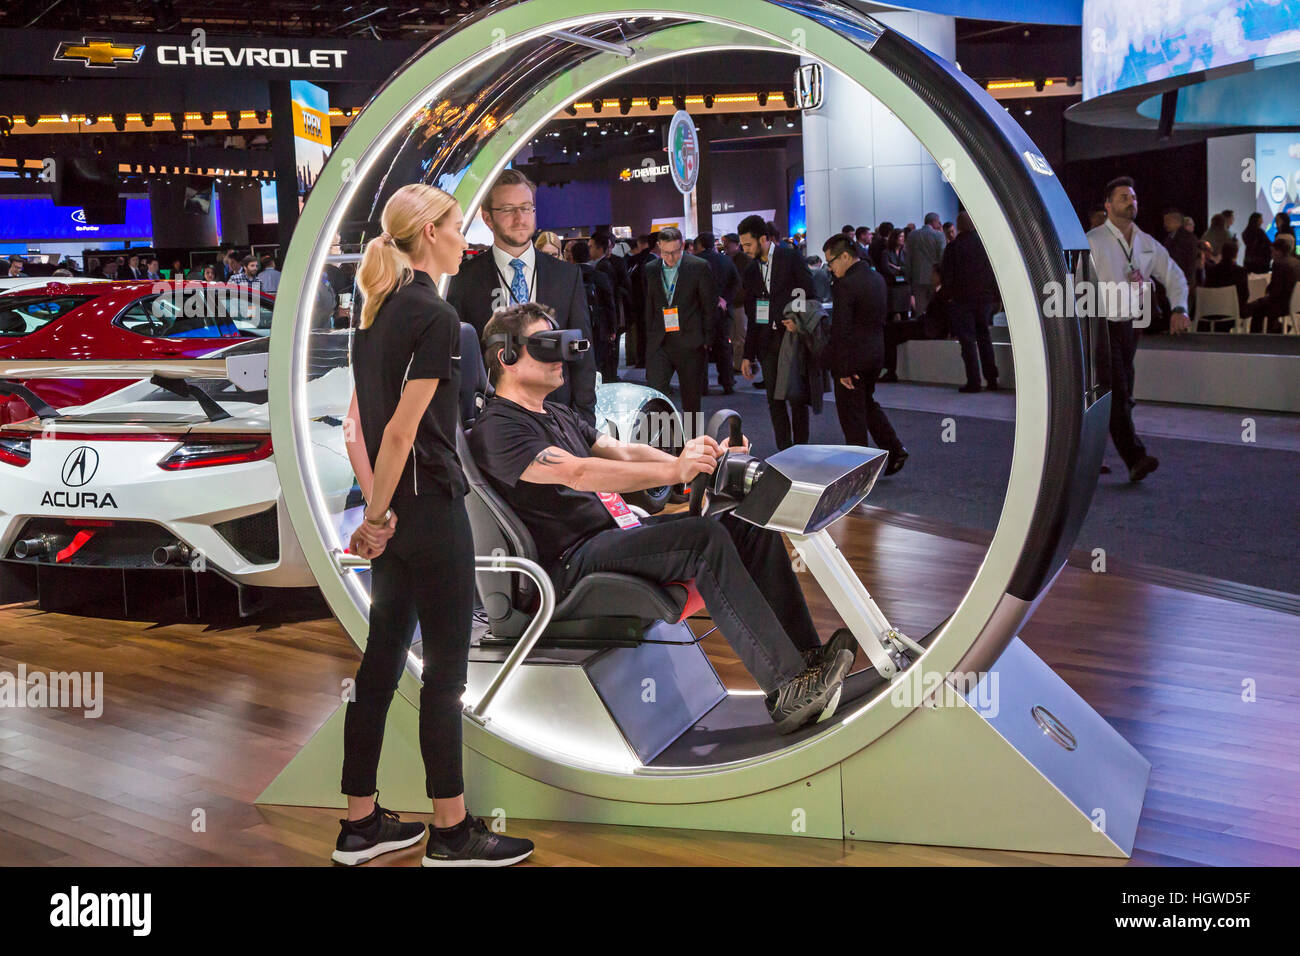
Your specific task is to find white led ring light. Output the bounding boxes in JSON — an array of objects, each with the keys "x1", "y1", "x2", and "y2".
[{"x1": 269, "y1": 0, "x2": 1105, "y2": 805}]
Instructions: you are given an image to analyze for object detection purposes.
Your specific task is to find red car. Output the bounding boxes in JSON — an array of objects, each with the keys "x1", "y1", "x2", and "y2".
[{"x1": 0, "y1": 280, "x2": 274, "y2": 424}]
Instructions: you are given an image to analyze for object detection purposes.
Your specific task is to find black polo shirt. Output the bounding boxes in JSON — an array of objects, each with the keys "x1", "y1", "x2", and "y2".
[
  {"x1": 350, "y1": 270, "x2": 467, "y2": 499},
  {"x1": 468, "y1": 396, "x2": 614, "y2": 569}
]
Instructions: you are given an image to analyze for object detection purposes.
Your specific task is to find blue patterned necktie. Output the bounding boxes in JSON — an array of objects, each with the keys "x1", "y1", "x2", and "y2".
[{"x1": 509, "y1": 258, "x2": 529, "y2": 304}]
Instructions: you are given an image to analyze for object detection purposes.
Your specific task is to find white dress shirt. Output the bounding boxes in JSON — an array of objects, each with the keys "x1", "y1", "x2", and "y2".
[
  {"x1": 1086, "y1": 218, "x2": 1188, "y2": 320},
  {"x1": 491, "y1": 243, "x2": 537, "y2": 305}
]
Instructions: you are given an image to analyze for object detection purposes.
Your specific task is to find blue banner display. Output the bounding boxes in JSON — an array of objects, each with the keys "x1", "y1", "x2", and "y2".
[
  {"x1": 0, "y1": 195, "x2": 152, "y2": 242},
  {"x1": 788, "y1": 175, "x2": 806, "y2": 237}
]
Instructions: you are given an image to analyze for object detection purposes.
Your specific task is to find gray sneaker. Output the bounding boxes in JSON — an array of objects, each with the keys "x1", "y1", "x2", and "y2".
[
  {"x1": 766, "y1": 649, "x2": 854, "y2": 734},
  {"x1": 803, "y1": 627, "x2": 859, "y2": 672}
]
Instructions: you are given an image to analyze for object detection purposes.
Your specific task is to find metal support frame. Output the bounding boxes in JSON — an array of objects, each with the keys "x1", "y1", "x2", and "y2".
[
  {"x1": 331, "y1": 549, "x2": 555, "y2": 721},
  {"x1": 787, "y1": 528, "x2": 921, "y2": 679}
]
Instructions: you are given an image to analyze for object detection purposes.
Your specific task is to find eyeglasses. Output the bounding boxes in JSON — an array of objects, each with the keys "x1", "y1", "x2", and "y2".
[{"x1": 489, "y1": 203, "x2": 536, "y2": 218}]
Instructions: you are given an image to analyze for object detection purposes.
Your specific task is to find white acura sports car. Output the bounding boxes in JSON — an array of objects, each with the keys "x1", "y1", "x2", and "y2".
[{"x1": 0, "y1": 338, "x2": 354, "y2": 615}]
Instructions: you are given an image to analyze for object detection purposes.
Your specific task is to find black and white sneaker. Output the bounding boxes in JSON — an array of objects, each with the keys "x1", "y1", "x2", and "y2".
[
  {"x1": 766, "y1": 649, "x2": 854, "y2": 734},
  {"x1": 422, "y1": 815, "x2": 534, "y2": 867},
  {"x1": 803, "y1": 627, "x2": 859, "y2": 673},
  {"x1": 331, "y1": 801, "x2": 426, "y2": 866}
]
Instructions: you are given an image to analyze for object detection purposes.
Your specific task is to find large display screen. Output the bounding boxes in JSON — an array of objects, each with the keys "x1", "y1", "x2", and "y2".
[
  {"x1": 0, "y1": 195, "x2": 152, "y2": 242},
  {"x1": 1083, "y1": 0, "x2": 1300, "y2": 100}
]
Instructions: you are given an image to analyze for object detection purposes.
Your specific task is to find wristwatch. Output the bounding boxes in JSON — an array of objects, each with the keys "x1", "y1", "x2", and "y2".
[{"x1": 364, "y1": 507, "x2": 392, "y2": 527}]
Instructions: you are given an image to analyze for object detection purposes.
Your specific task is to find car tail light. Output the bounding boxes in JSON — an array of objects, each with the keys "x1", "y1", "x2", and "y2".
[
  {"x1": 0, "y1": 431, "x2": 31, "y2": 467},
  {"x1": 157, "y1": 436, "x2": 273, "y2": 470}
]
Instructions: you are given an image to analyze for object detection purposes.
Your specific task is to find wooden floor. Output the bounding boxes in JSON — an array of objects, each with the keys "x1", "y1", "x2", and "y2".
[{"x1": 1, "y1": 509, "x2": 1297, "y2": 866}]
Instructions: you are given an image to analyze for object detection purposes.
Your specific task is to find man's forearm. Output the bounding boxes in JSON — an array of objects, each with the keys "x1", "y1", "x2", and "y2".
[{"x1": 570, "y1": 455, "x2": 677, "y2": 493}]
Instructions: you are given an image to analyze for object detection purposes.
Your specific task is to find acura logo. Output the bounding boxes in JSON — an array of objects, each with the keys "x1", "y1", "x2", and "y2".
[{"x1": 61, "y1": 446, "x2": 99, "y2": 487}]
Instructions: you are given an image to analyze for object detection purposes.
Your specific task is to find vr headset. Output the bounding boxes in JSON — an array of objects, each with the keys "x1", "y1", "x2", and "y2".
[{"x1": 485, "y1": 328, "x2": 590, "y2": 365}]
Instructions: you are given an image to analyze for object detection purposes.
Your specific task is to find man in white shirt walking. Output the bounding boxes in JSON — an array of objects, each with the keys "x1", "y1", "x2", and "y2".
[{"x1": 1085, "y1": 176, "x2": 1189, "y2": 483}]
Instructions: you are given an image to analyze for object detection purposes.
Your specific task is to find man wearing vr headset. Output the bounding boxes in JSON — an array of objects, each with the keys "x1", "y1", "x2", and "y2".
[{"x1": 468, "y1": 303, "x2": 855, "y2": 734}]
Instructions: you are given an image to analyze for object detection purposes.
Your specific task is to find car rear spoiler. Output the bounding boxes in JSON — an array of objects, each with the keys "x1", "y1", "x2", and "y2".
[{"x1": 0, "y1": 352, "x2": 269, "y2": 423}]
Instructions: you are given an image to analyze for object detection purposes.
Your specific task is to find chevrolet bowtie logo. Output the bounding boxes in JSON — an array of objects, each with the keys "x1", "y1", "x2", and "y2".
[{"x1": 54, "y1": 37, "x2": 145, "y2": 68}]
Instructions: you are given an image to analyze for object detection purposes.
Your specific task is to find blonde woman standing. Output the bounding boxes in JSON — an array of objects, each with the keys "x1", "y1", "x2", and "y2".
[{"x1": 334, "y1": 182, "x2": 534, "y2": 867}]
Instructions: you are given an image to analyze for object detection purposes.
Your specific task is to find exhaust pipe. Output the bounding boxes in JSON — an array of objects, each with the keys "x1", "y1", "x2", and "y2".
[
  {"x1": 14, "y1": 534, "x2": 70, "y2": 559},
  {"x1": 153, "y1": 543, "x2": 193, "y2": 567}
]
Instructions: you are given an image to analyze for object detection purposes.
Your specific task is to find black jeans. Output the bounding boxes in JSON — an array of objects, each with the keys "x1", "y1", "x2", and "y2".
[
  {"x1": 341, "y1": 492, "x2": 475, "y2": 800},
  {"x1": 647, "y1": 340, "x2": 706, "y2": 424},
  {"x1": 948, "y1": 299, "x2": 999, "y2": 387},
  {"x1": 834, "y1": 365, "x2": 903, "y2": 455},
  {"x1": 1094, "y1": 319, "x2": 1147, "y2": 469},
  {"x1": 554, "y1": 512, "x2": 817, "y2": 694}
]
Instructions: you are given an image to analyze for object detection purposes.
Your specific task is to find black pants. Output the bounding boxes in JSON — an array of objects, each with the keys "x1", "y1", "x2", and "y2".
[
  {"x1": 762, "y1": 340, "x2": 809, "y2": 450},
  {"x1": 948, "y1": 299, "x2": 999, "y2": 387},
  {"x1": 1247, "y1": 301, "x2": 1284, "y2": 334},
  {"x1": 834, "y1": 364, "x2": 903, "y2": 455},
  {"x1": 628, "y1": 308, "x2": 647, "y2": 367},
  {"x1": 1094, "y1": 319, "x2": 1146, "y2": 469},
  {"x1": 647, "y1": 340, "x2": 706, "y2": 427},
  {"x1": 592, "y1": 312, "x2": 619, "y2": 383},
  {"x1": 341, "y1": 492, "x2": 475, "y2": 800},
  {"x1": 883, "y1": 317, "x2": 926, "y2": 375},
  {"x1": 555, "y1": 512, "x2": 817, "y2": 693},
  {"x1": 705, "y1": 308, "x2": 734, "y2": 390}
]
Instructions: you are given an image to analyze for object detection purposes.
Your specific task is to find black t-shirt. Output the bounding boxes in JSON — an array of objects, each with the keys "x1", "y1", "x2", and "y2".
[
  {"x1": 350, "y1": 270, "x2": 467, "y2": 499},
  {"x1": 468, "y1": 396, "x2": 614, "y2": 569}
]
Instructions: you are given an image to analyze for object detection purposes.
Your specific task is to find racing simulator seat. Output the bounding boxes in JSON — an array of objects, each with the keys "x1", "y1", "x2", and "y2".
[{"x1": 453, "y1": 322, "x2": 922, "y2": 766}]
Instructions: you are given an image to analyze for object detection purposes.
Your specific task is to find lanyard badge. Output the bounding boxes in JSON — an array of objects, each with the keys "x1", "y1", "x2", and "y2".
[{"x1": 596, "y1": 492, "x2": 641, "y2": 529}]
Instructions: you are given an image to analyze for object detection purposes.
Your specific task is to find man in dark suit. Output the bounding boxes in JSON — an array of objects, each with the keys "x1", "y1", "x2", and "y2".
[
  {"x1": 823, "y1": 235, "x2": 907, "y2": 474},
  {"x1": 446, "y1": 168, "x2": 597, "y2": 425},
  {"x1": 642, "y1": 227, "x2": 717, "y2": 426},
  {"x1": 589, "y1": 232, "x2": 630, "y2": 373},
  {"x1": 1246, "y1": 237, "x2": 1300, "y2": 333},
  {"x1": 1162, "y1": 208, "x2": 1200, "y2": 333},
  {"x1": 623, "y1": 234, "x2": 656, "y2": 368},
  {"x1": 694, "y1": 231, "x2": 740, "y2": 395},
  {"x1": 940, "y1": 211, "x2": 1001, "y2": 393},
  {"x1": 738, "y1": 214, "x2": 818, "y2": 449}
]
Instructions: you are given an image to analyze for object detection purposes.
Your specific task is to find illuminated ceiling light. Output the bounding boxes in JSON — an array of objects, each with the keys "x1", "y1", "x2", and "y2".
[{"x1": 60, "y1": 112, "x2": 69, "y2": 123}]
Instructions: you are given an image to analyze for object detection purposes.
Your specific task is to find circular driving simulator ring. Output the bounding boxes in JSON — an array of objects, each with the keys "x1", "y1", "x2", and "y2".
[{"x1": 271, "y1": 0, "x2": 1104, "y2": 804}]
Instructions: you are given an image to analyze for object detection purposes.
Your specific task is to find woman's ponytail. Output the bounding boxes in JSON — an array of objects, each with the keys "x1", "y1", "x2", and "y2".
[
  {"x1": 356, "y1": 232, "x2": 409, "y2": 330},
  {"x1": 354, "y1": 183, "x2": 457, "y2": 331}
]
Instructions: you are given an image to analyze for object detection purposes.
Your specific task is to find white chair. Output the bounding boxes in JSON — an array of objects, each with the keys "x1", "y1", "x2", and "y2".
[
  {"x1": 1193, "y1": 285, "x2": 1242, "y2": 333},
  {"x1": 1282, "y1": 283, "x2": 1300, "y2": 335}
]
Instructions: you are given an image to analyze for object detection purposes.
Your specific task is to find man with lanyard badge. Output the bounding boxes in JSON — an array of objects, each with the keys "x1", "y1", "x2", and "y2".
[{"x1": 1085, "y1": 176, "x2": 1189, "y2": 482}]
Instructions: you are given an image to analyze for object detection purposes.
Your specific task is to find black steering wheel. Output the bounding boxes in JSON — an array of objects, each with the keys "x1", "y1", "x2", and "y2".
[{"x1": 689, "y1": 410, "x2": 744, "y2": 516}]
